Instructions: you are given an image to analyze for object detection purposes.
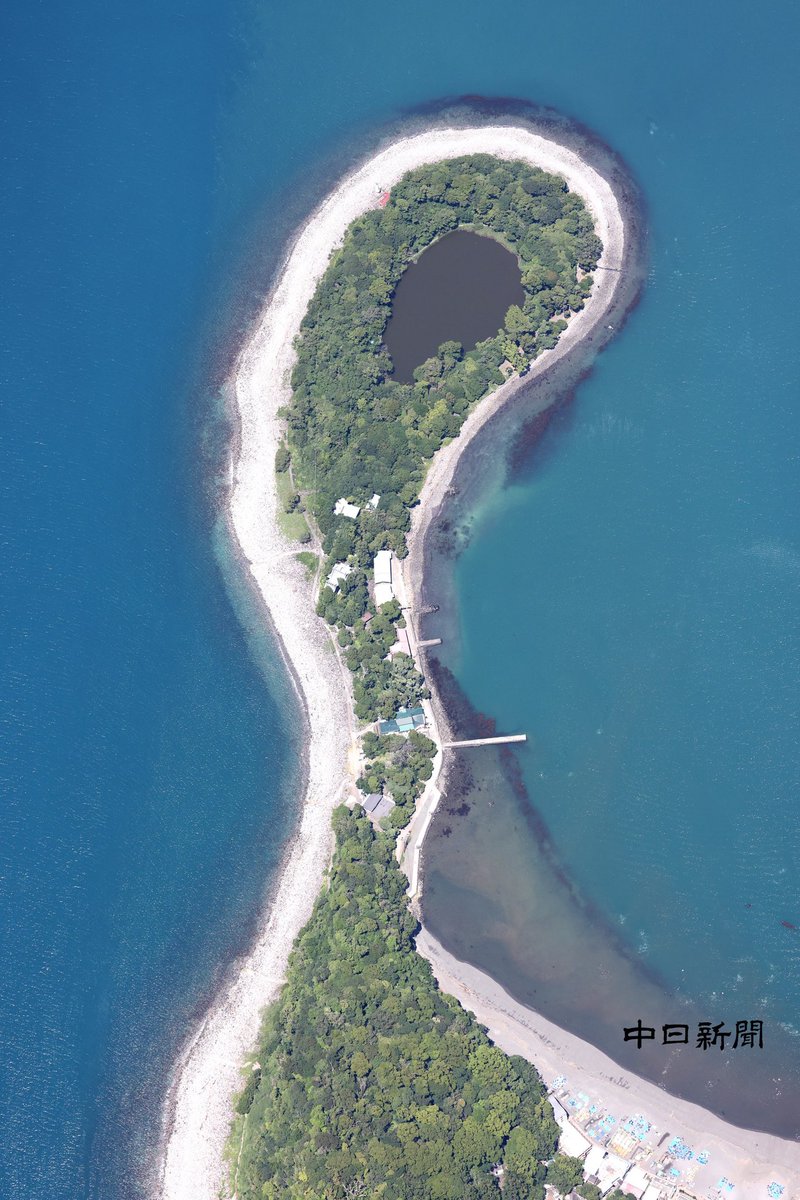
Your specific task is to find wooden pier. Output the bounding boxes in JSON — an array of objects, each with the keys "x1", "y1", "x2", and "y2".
[{"x1": 442, "y1": 734, "x2": 527, "y2": 749}]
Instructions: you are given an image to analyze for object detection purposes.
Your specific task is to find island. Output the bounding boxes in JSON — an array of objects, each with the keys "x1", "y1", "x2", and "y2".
[{"x1": 158, "y1": 123, "x2": 800, "y2": 1200}]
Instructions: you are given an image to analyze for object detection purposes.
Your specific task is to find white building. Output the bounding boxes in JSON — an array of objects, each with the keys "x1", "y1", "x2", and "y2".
[
  {"x1": 549, "y1": 1098, "x2": 591, "y2": 1159},
  {"x1": 326, "y1": 562, "x2": 353, "y2": 592},
  {"x1": 375, "y1": 583, "x2": 394, "y2": 608},
  {"x1": 373, "y1": 549, "x2": 394, "y2": 609},
  {"x1": 367, "y1": 493, "x2": 380, "y2": 510},
  {"x1": 582, "y1": 1146, "x2": 630, "y2": 1193},
  {"x1": 620, "y1": 1165, "x2": 649, "y2": 1199},
  {"x1": 595, "y1": 1152, "x2": 630, "y2": 1194},
  {"x1": 334, "y1": 497, "x2": 360, "y2": 519},
  {"x1": 583, "y1": 1145, "x2": 607, "y2": 1181},
  {"x1": 558, "y1": 1122, "x2": 592, "y2": 1159},
  {"x1": 374, "y1": 549, "x2": 392, "y2": 584}
]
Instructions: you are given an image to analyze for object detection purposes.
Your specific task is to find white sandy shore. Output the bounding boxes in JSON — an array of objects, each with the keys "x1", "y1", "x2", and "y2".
[{"x1": 157, "y1": 121, "x2": 797, "y2": 1200}]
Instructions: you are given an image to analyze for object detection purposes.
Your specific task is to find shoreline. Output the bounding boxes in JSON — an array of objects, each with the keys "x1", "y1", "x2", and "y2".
[
  {"x1": 417, "y1": 928, "x2": 800, "y2": 1195},
  {"x1": 157, "y1": 120, "x2": 799, "y2": 1200}
]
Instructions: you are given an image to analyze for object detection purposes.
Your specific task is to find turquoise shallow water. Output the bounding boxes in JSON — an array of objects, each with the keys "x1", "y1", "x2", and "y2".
[{"x1": 2, "y1": 0, "x2": 799, "y2": 1194}]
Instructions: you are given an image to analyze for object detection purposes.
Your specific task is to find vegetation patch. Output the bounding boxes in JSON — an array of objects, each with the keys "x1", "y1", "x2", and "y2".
[
  {"x1": 276, "y1": 467, "x2": 311, "y2": 542},
  {"x1": 295, "y1": 550, "x2": 319, "y2": 576},
  {"x1": 357, "y1": 729, "x2": 436, "y2": 828},
  {"x1": 232, "y1": 807, "x2": 562, "y2": 1200}
]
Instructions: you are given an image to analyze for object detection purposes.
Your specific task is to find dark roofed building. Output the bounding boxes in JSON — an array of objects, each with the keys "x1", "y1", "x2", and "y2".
[
  {"x1": 371, "y1": 796, "x2": 395, "y2": 821},
  {"x1": 360, "y1": 792, "x2": 396, "y2": 823}
]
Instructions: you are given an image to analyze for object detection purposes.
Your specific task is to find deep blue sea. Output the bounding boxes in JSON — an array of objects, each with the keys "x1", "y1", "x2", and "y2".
[{"x1": 1, "y1": 0, "x2": 798, "y2": 1195}]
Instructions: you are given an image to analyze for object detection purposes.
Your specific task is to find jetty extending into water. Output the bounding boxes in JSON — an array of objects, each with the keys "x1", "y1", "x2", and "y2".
[{"x1": 443, "y1": 734, "x2": 527, "y2": 748}]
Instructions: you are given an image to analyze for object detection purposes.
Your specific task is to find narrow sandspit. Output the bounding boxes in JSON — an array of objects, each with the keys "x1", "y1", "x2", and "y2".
[{"x1": 159, "y1": 123, "x2": 629, "y2": 1200}]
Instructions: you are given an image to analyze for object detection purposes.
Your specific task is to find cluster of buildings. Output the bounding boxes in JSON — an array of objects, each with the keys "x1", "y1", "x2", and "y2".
[
  {"x1": 547, "y1": 1082, "x2": 792, "y2": 1200},
  {"x1": 377, "y1": 705, "x2": 426, "y2": 736},
  {"x1": 333, "y1": 493, "x2": 380, "y2": 521},
  {"x1": 327, "y1": 493, "x2": 436, "y2": 823}
]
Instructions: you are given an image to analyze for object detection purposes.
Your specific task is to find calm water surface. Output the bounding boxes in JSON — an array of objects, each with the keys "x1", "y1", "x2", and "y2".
[{"x1": 384, "y1": 230, "x2": 523, "y2": 382}]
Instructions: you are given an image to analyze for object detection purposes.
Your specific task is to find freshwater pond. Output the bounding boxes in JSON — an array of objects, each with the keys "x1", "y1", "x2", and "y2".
[{"x1": 383, "y1": 229, "x2": 523, "y2": 382}]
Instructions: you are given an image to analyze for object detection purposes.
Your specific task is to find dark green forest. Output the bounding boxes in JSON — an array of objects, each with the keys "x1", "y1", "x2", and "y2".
[{"x1": 232, "y1": 807, "x2": 578, "y2": 1200}]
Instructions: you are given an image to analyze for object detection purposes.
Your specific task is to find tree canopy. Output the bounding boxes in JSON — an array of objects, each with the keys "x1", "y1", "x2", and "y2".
[{"x1": 232, "y1": 807, "x2": 559, "y2": 1200}]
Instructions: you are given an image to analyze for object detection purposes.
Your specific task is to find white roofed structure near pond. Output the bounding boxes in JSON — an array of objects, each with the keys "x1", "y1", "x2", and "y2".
[
  {"x1": 334, "y1": 498, "x2": 360, "y2": 519},
  {"x1": 326, "y1": 562, "x2": 353, "y2": 592}
]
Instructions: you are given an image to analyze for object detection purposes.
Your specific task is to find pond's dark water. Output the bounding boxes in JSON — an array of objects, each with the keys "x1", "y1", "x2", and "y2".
[{"x1": 383, "y1": 230, "x2": 523, "y2": 383}]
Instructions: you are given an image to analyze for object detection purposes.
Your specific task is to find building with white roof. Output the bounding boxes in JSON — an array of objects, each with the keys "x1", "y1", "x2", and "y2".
[
  {"x1": 621, "y1": 1165, "x2": 649, "y2": 1199},
  {"x1": 334, "y1": 497, "x2": 360, "y2": 519},
  {"x1": 583, "y1": 1145, "x2": 607, "y2": 1181},
  {"x1": 373, "y1": 549, "x2": 394, "y2": 608},
  {"x1": 326, "y1": 562, "x2": 353, "y2": 592},
  {"x1": 367, "y1": 493, "x2": 380, "y2": 509},
  {"x1": 558, "y1": 1121, "x2": 591, "y2": 1159},
  {"x1": 549, "y1": 1098, "x2": 591, "y2": 1160},
  {"x1": 373, "y1": 549, "x2": 392, "y2": 584},
  {"x1": 595, "y1": 1152, "x2": 630, "y2": 1194}
]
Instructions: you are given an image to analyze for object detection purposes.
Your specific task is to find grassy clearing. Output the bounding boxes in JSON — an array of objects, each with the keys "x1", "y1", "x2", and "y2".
[
  {"x1": 295, "y1": 551, "x2": 318, "y2": 576},
  {"x1": 275, "y1": 470, "x2": 310, "y2": 542}
]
